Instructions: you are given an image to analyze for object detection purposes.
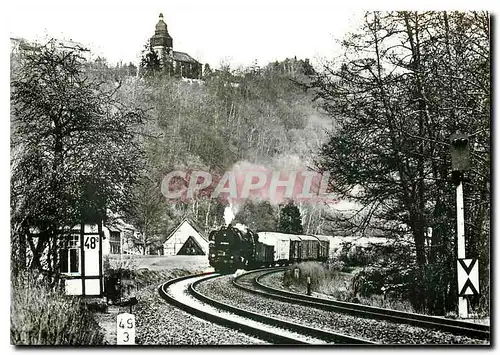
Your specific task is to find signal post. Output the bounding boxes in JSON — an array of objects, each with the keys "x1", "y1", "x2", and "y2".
[{"x1": 450, "y1": 132, "x2": 479, "y2": 318}]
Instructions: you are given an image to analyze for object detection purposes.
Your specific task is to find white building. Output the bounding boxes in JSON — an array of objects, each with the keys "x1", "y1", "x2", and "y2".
[
  {"x1": 59, "y1": 218, "x2": 140, "y2": 296},
  {"x1": 59, "y1": 223, "x2": 105, "y2": 296},
  {"x1": 163, "y1": 218, "x2": 208, "y2": 255},
  {"x1": 101, "y1": 219, "x2": 141, "y2": 256}
]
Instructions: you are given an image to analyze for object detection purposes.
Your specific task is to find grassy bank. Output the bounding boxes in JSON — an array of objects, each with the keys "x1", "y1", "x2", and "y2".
[
  {"x1": 283, "y1": 262, "x2": 416, "y2": 313},
  {"x1": 11, "y1": 273, "x2": 104, "y2": 345}
]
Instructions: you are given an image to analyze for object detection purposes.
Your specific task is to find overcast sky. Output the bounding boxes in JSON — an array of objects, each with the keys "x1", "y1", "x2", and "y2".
[
  {"x1": 7, "y1": 1, "x2": 496, "y2": 69},
  {"x1": 7, "y1": 0, "x2": 369, "y2": 69}
]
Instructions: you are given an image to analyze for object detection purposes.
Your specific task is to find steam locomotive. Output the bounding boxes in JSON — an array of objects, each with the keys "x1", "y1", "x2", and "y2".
[{"x1": 208, "y1": 224, "x2": 330, "y2": 272}]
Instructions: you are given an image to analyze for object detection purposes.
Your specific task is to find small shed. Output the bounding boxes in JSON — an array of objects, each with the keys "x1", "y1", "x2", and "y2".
[
  {"x1": 163, "y1": 218, "x2": 208, "y2": 255},
  {"x1": 60, "y1": 222, "x2": 104, "y2": 296}
]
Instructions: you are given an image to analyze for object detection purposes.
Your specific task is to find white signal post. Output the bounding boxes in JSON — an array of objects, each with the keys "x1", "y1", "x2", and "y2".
[
  {"x1": 450, "y1": 132, "x2": 473, "y2": 319},
  {"x1": 456, "y1": 180, "x2": 467, "y2": 318}
]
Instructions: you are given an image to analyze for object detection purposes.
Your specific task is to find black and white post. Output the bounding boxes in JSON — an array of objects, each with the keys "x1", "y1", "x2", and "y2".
[
  {"x1": 456, "y1": 176, "x2": 467, "y2": 317},
  {"x1": 450, "y1": 132, "x2": 471, "y2": 318}
]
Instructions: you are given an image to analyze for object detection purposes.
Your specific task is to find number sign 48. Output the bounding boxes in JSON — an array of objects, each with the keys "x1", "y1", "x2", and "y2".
[{"x1": 84, "y1": 236, "x2": 98, "y2": 250}]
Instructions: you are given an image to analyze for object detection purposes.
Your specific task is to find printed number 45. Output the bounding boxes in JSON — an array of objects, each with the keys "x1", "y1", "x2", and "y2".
[{"x1": 84, "y1": 236, "x2": 97, "y2": 249}]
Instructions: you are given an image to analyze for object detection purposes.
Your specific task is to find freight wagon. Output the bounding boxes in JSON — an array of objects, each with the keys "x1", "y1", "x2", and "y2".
[
  {"x1": 314, "y1": 235, "x2": 331, "y2": 262},
  {"x1": 297, "y1": 235, "x2": 319, "y2": 261},
  {"x1": 209, "y1": 226, "x2": 331, "y2": 272},
  {"x1": 256, "y1": 232, "x2": 329, "y2": 265}
]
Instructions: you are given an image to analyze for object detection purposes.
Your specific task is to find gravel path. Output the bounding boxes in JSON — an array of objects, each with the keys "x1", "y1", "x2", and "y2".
[
  {"x1": 134, "y1": 282, "x2": 266, "y2": 345},
  {"x1": 195, "y1": 273, "x2": 488, "y2": 345}
]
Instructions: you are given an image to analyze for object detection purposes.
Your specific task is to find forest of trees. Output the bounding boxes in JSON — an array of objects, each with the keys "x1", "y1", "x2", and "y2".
[
  {"x1": 10, "y1": 11, "x2": 490, "y2": 317},
  {"x1": 10, "y1": 38, "x2": 330, "y2": 273},
  {"x1": 121, "y1": 52, "x2": 330, "y2": 253},
  {"x1": 10, "y1": 40, "x2": 146, "y2": 277},
  {"x1": 311, "y1": 11, "x2": 489, "y2": 314}
]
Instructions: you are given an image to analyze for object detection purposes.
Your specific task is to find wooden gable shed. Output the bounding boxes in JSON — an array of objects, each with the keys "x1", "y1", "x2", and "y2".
[{"x1": 163, "y1": 218, "x2": 208, "y2": 256}]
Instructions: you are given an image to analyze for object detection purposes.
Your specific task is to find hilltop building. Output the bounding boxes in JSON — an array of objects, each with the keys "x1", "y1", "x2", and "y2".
[{"x1": 149, "y1": 13, "x2": 202, "y2": 79}]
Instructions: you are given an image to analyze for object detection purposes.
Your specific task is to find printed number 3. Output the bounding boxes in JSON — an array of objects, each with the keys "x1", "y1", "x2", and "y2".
[{"x1": 123, "y1": 332, "x2": 129, "y2": 342}]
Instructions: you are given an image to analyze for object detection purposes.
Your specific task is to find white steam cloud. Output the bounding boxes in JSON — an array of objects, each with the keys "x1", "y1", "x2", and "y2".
[
  {"x1": 234, "y1": 223, "x2": 248, "y2": 233},
  {"x1": 223, "y1": 206, "x2": 235, "y2": 225}
]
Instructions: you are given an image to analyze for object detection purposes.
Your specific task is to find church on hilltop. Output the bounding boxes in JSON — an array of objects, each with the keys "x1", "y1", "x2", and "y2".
[{"x1": 148, "y1": 13, "x2": 203, "y2": 79}]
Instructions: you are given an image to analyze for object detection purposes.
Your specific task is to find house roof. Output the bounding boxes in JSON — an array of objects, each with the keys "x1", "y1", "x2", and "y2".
[
  {"x1": 173, "y1": 51, "x2": 199, "y2": 64},
  {"x1": 312, "y1": 235, "x2": 331, "y2": 242},
  {"x1": 55, "y1": 38, "x2": 89, "y2": 52},
  {"x1": 165, "y1": 218, "x2": 208, "y2": 242},
  {"x1": 297, "y1": 235, "x2": 318, "y2": 241},
  {"x1": 105, "y1": 225, "x2": 121, "y2": 232},
  {"x1": 104, "y1": 218, "x2": 137, "y2": 233}
]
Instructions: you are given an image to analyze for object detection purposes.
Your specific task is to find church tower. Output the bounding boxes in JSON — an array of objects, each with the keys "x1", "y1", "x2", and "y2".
[{"x1": 150, "y1": 13, "x2": 173, "y2": 71}]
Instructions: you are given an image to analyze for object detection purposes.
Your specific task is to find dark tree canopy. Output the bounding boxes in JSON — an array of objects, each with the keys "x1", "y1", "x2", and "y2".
[
  {"x1": 234, "y1": 200, "x2": 277, "y2": 232},
  {"x1": 11, "y1": 39, "x2": 146, "y2": 273},
  {"x1": 139, "y1": 43, "x2": 161, "y2": 77},
  {"x1": 278, "y1": 201, "x2": 304, "y2": 234},
  {"x1": 311, "y1": 11, "x2": 489, "y2": 314}
]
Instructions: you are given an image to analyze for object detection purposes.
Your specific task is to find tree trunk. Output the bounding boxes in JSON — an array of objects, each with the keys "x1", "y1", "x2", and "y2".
[{"x1": 205, "y1": 200, "x2": 211, "y2": 230}]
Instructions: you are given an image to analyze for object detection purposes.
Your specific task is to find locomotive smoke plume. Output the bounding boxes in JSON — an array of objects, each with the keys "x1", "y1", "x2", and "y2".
[
  {"x1": 234, "y1": 223, "x2": 248, "y2": 233},
  {"x1": 223, "y1": 205, "x2": 236, "y2": 225},
  {"x1": 161, "y1": 158, "x2": 339, "y2": 205}
]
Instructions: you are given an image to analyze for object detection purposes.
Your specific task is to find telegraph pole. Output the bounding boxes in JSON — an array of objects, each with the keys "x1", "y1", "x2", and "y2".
[{"x1": 450, "y1": 132, "x2": 471, "y2": 318}]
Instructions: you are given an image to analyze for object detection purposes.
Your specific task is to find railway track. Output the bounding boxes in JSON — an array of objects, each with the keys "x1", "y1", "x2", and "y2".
[
  {"x1": 159, "y1": 272, "x2": 375, "y2": 345},
  {"x1": 233, "y1": 268, "x2": 490, "y2": 341}
]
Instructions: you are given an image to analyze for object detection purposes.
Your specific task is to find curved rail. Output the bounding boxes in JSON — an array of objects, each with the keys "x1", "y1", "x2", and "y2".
[
  {"x1": 232, "y1": 268, "x2": 489, "y2": 340},
  {"x1": 159, "y1": 273, "x2": 303, "y2": 344},
  {"x1": 159, "y1": 272, "x2": 374, "y2": 344}
]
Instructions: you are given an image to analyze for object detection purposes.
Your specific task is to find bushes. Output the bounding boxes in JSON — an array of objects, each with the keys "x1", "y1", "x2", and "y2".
[
  {"x1": 282, "y1": 262, "x2": 416, "y2": 311},
  {"x1": 349, "y1": 264, "x2": 474, "y2": 315},
  {"x1": 11, "y1": 273, "x2": 104, "y2": 345},
  {"x1": 338, "y1": 243, "x2": 376, "y2": 267},
  {"x1": 283, "y1": 262, "x2": 351, "y2": 299},
  {"x1": 351, "y1": 266, "x2": 409, "y2": 298},
  {"x1": 283, "y1": 262, "x2": 328, "y2": 289}
]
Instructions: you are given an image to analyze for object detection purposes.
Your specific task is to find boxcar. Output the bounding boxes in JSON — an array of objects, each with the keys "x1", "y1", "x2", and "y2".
[
  {"x1": 257, "y1": 232, "x2": 289, "y2": 265},
  {"x1": 313, "y1": 235, "x2": 330, "y2": 262},
  {"x1": 253, "y1": 241, "x2": 267, "y2": 266},
  {"x1": 298, "y1": 235, "x2": 319, "y2": 261},
  {"x1": 264, "y1": 244, "x2": 275, "y2": 266},
  {"x1": 288, "y1": 235, "x2": 301, "y2": 263}
]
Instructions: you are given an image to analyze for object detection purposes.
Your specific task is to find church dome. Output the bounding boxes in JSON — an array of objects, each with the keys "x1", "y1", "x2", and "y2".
[
  {"x1": 151, "y1": 13, "x2": 173, "y2": 48},
  {"x1": 155, "y1": 13, "x2": 169, "y2": 36}
]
